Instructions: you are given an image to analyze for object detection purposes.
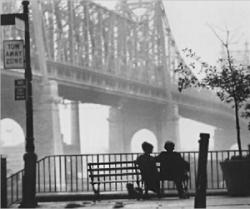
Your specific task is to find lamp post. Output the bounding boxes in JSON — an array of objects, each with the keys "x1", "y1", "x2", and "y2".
[
  {"x1": 20, "y1": 1, "x2": 37, "y2": 208},
  {"x1": 1, "y1": 1, "x2": 36, "y2": 207}
]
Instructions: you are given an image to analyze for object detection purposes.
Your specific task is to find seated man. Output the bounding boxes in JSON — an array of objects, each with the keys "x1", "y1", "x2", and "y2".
[
  {"x1": 135, "y1": 141, "x2": 160, "y2": 198},
  {"x1": 155, "y1": 141, "x2": 189, "y2": 199}
]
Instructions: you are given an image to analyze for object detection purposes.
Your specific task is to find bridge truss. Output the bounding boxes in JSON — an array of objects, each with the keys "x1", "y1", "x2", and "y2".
[{"x1": 1, "y1": 0, "x2": 187, "y2": 103}]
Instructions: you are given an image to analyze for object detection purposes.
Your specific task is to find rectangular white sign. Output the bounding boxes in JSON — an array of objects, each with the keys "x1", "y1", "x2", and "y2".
[{"x1": 3, "y1": 40, "x2": 25, "y2": 69}]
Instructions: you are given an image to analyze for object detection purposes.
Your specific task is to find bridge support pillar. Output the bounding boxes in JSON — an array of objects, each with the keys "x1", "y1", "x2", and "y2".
[
  {"x1": 109, "y1": 105, "x2": 162, "y2": 153},
  {"x1": 66, "y1": 101, "x2": 81, "y2": 154},
  {"x1": 34, "y1": 80, "x2": 63, "y2": 158},
  {"x1": 158, "y1": 104, "x2": 180, "y2": 151},
  {"x1": 109, "y1": 102, "x2": 180, "y2": 153},
  {"x1": 108, "y1": 101, "x2": 181, "y2": 153},
  {"x1": 109, "y1": 107, "x2": 125, "y2": 153}
]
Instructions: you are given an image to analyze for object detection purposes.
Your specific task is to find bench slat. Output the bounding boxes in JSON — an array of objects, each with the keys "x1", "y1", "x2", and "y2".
[
  {"x1": 88, "y1": 166, "x2": 138, "y2": 172},
  {"x1": 91, "y1": 179, "x2": 141, "y2": 184},
  {"x1": 89, "y1": 172, "x2": 140, "y2": 178},
  {"x1": 88, "y1": 161, "x2": 137, "y2": 166}
]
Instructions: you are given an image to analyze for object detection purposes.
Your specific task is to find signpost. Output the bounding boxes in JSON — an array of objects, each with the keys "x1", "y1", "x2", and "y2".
[{"x1": 1, "y1": 1, "x2": 37, "y2": 208}]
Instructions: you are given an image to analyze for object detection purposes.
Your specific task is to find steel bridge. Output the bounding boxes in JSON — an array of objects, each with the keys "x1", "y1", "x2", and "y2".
[{"x1": 1, "y1": 0, "x2": 249, "y2": 167}]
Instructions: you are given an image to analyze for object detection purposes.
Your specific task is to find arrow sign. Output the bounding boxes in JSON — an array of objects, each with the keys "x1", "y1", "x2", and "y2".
[
  {"x1": 1, "y1": 13, "x2": 25, "y2": 25},
  {"x1": 15, "y1": 17, "x2": 25, "y2": 31}
]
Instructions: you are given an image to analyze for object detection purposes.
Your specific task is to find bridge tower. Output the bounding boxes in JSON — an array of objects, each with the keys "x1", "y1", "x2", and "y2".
[{"x1": 108, "y1": 0, "x2": 182, "y2": 152}]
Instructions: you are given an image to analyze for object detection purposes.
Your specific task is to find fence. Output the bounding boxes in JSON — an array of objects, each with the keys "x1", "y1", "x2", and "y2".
[{"x1": 5, "y1": 150, "x2": 249, "y2": 207}]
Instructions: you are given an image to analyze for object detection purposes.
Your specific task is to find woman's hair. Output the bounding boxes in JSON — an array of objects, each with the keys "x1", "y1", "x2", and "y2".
[
  {"x1": 141, "y1": 141, "x2": 153, "y2": 153},
  {"x1": 164, "y1": 141, "x2": 175, "y2": 151}
]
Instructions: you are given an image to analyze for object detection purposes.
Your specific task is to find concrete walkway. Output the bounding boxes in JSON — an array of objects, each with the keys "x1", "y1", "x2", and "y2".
[{"x1": 11, "y1": 196, "x2": 250, "y2": 208}]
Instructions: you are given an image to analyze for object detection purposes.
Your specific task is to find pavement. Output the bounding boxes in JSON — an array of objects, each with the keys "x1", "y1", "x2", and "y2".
[{"x1": 11, "y1": 196, "x2": 250, "y2": 208}]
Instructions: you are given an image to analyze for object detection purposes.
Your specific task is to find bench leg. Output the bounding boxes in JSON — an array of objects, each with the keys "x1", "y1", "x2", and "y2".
[
  {"x1": 94, "y1": 191, "x2": 100, "y2": 202},
  {"x1": 143, "y1": 182, "x2": 149, "y2": 199},
  {"x1": 91, "y1": 183, "x2": 101, "y2": 202},
  {"x1": 160, "y1": 180, "x2": 164, "y2": 195}
]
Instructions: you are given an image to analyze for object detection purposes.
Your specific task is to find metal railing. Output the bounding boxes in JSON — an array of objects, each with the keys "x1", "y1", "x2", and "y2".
[
  {"x1": 5, "y1": 150, "x2": 249, "y2": 207},
  {"x1": 34, "y1": 150, "x2": 249, "y2": 193},
  {"x1": 5, "y1": 157, "x2": 46, "y2": 207},
  {"x1": 6, "y1": 169, "x2": 23, "y2": 207}
]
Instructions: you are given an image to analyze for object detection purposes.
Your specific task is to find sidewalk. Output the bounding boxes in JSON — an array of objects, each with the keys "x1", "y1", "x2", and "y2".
[{"x1": 11, "y1": 196, "x2": 250, "y2": 208}]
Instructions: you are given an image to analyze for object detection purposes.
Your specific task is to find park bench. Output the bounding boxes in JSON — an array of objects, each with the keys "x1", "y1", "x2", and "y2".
[
  {"x1": 87, "y1": 161, "x2": 142, "y2": 200},
  {"x1": 88, "y1": 160, "x2": 190, "y2": 200}
]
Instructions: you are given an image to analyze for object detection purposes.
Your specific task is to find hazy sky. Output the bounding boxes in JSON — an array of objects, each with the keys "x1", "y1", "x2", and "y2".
[{"x1": 165, "y1": 1, "x2": 250, "y2": 64}]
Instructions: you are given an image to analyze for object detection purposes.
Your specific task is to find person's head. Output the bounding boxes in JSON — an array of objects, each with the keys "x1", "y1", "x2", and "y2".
[
  {"x1": 164, "y1": 141, "x2": 175, "y2": 152},
  {"x1": 141, "y1": 141, "x2": 153, "y2": 154}
]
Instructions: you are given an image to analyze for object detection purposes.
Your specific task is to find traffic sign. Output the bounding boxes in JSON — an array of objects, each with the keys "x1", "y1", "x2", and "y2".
[
  {"x1": 3, "y1": 40, "x2": 25, "y2": 69},
  {"x1": 1, "y1": 13, "x2": 25, "y2": 25},
  {"x1": 15, "y1": 79, "x2": 26, "y2": 100},
  {"x1": 15, "y1": 79, "x2": 26, "y2": 86}
]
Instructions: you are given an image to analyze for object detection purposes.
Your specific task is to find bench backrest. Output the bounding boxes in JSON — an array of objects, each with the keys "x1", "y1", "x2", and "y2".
[{"x1": 88, "y1": 161, "x2": 142, "y2": 187}]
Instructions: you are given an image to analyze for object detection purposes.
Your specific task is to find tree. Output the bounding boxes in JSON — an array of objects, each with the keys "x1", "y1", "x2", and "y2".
[{"x1": 175, "y1": 30, "x2": 250, "y2": 157}]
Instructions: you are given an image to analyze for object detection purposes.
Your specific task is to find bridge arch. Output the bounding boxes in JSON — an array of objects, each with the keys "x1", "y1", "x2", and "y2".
[
  {"x1": 0, "y1": 118, "x2": 25, "y2": 174},
  {"x1": 109, "y1": 105, "x2": 168, "y2": 153},
  {"x1": 130, "y1": 129, "x2": 158, "y2": 153},
  {"x1": 0, "y1": 118, "x2": 25, "y2": 146}
]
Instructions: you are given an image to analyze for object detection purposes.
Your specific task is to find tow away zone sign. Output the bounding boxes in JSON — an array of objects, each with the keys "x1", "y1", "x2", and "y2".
[{"x1": 3, "y1": 40, "x2": 25, "y2": 69}]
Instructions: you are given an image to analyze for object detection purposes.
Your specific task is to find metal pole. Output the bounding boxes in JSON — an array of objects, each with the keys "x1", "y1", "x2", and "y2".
[
  {"x1": 1, "y1": 157, "x2": 7, "y2": 208},
  {"x1": 19, "y1": 1, "x2": 37, "y2": 208},
  {"x1": 194, "y1": 133, "x2": 209, "y2": 208}
]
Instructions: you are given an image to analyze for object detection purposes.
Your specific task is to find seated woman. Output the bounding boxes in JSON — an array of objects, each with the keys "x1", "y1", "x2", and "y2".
[
  {"x1": 135, "y1": 142, "x2": 160, "y2": 198},
  {"x1": 155, "y1": 141, "x2": 189, "y2": 199}
]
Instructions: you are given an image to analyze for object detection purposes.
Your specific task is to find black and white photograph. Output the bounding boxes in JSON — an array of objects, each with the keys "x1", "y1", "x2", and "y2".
[{"x1": 0, "y1": 0, "x2": 250, "y2": 208}]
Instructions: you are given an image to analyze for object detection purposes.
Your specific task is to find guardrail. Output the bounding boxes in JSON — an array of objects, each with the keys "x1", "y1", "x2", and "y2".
[
  {"x1": 6, "y1": 169, "x2": 23, "y2": 207},
  {"x1": 5, "y1": 150, "x2": 249, "y2": 207},
  {"x1": 4, "y1": 157, "x2": 46, "y2": 207}
]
